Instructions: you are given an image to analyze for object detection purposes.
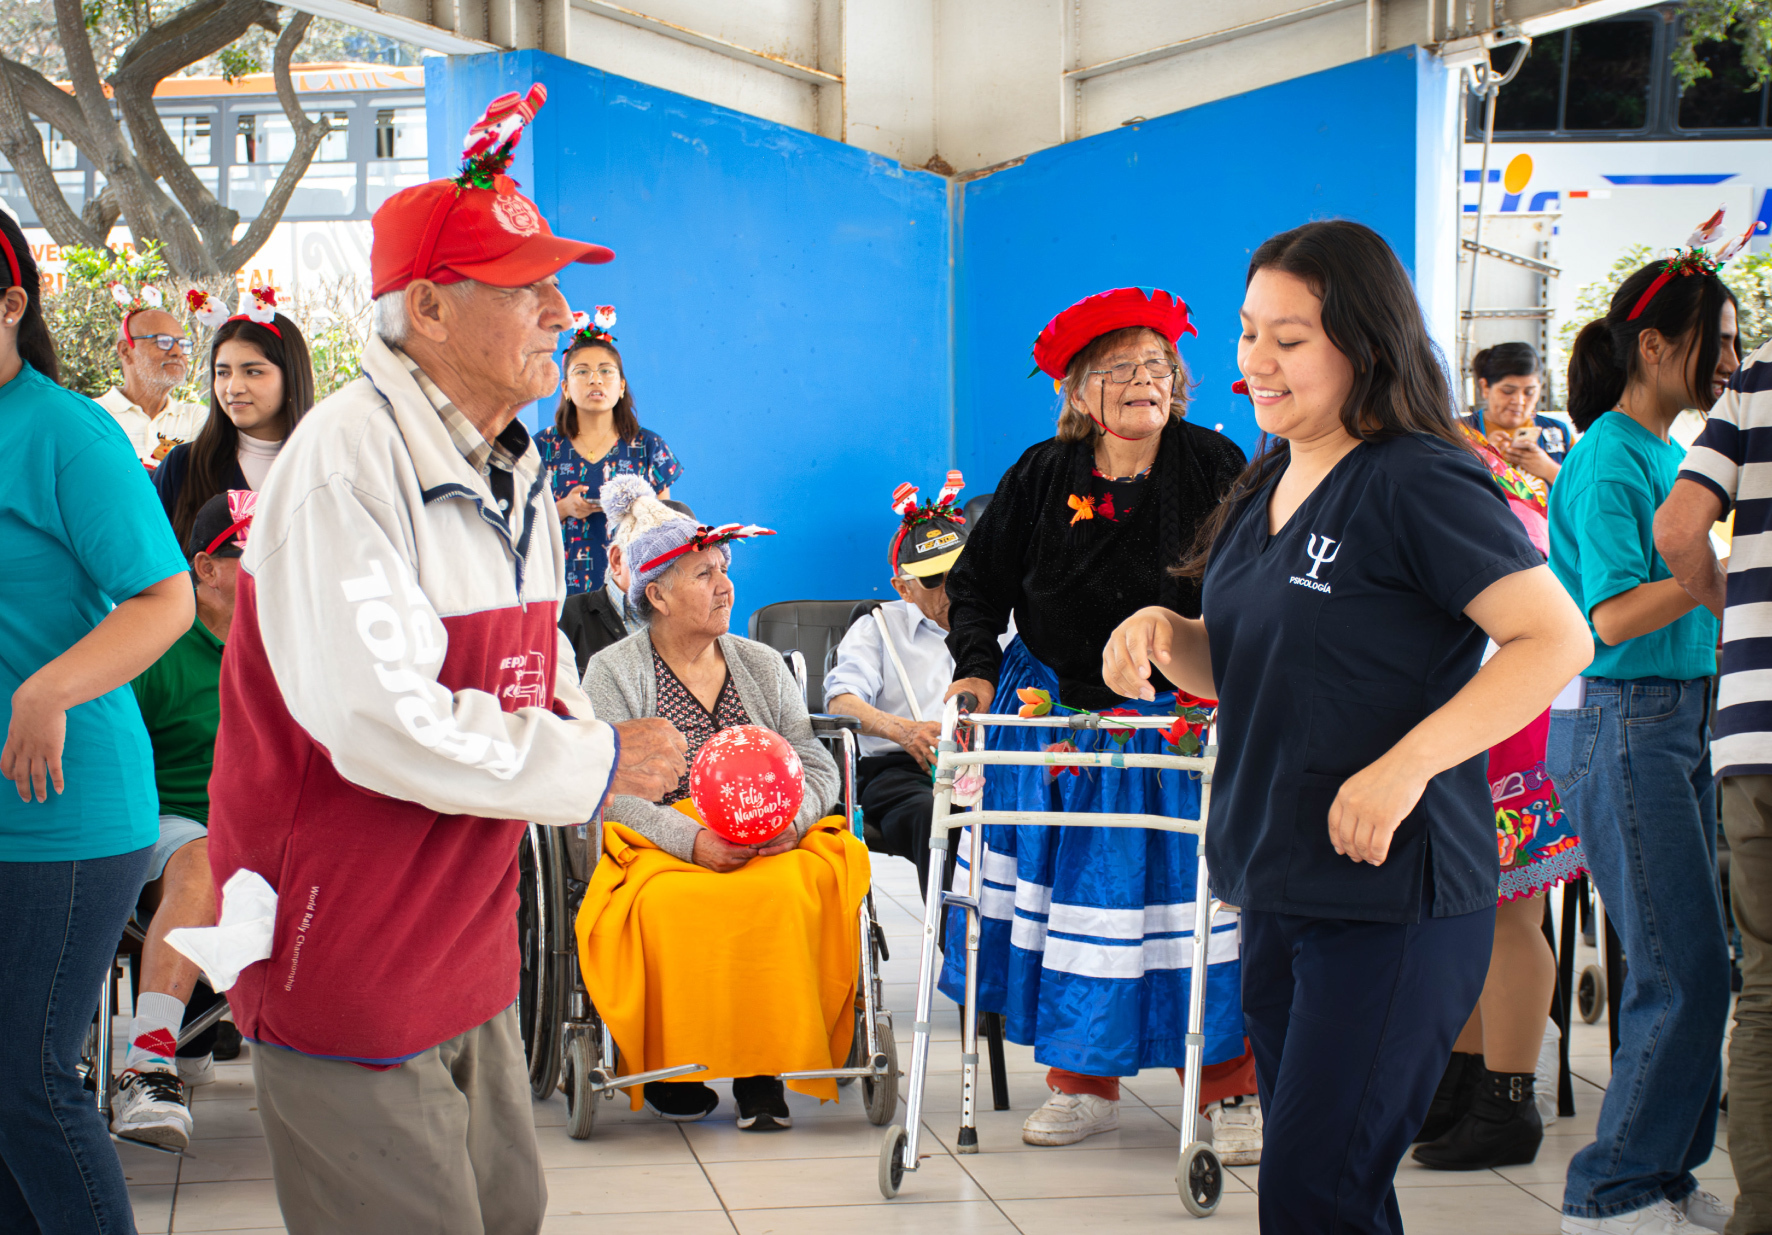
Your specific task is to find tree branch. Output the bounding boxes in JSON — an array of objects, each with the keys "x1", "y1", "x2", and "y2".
[
  {"x1": 0, "y1": 58, "x2": 106, "y2": 249},
  {"x1": 51, "y1": 0, "x2": 166, "y2": 253},
  {"x1": 221, "y1": 12, "x2": 329, "y2": 272},
  {"x1": 81, "y1": 182, "x2": 123, "y2": 237}
]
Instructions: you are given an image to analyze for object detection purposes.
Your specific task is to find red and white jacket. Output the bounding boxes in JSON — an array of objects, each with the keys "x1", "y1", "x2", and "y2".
[{"x1": 209, "y1": 332, "x2": 616, "y2": 1064}]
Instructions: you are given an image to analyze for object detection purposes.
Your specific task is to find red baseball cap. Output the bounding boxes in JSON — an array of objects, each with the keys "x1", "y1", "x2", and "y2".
[
  {"x1": 370, "y1": 84, "x2": 613, "y2": 298},
  {"x1": 1031, "y1": 287, "x2": 1197, "y2": 379}
]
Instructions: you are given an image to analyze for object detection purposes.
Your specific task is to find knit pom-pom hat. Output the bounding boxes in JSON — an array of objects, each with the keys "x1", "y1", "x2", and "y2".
[{"x1": 600, "y1": 475, "x2": 721, "y2": 607}]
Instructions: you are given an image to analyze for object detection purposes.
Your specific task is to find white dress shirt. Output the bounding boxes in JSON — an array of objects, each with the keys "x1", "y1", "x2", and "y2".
[
  {"x1": 96, "y1": 387, "x2": 209, "y2": 467},
  {"x1": 824, "y1": 599, "x2": 955, "y2": 757}
]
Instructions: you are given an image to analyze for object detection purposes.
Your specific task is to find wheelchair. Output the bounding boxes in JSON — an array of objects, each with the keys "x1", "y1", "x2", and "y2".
[{"x1": 515, "y1": 707, "x2": 901, "y2": 1138}]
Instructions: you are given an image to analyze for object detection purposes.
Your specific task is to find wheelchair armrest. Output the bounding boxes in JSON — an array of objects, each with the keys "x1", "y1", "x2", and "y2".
[{"x1": 808, "y1": 713, "x2": 862, "y2": 734}]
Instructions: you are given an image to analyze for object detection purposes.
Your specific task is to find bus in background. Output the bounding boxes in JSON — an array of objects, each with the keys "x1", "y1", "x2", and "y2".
[
  {"x1": 1463, "y1": 3, "x2": 1772, "y2": 401},
  {"x1": 3, "y1": 62, "x2": 428, "y2": 299}
]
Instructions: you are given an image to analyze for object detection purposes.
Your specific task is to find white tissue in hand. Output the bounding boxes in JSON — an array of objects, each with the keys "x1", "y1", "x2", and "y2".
[{"x1": 165, "y1": 868, "x2": 277, "y2": 992}]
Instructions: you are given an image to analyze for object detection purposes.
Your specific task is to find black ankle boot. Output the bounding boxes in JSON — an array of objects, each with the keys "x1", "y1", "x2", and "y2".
[
  {"x1": 1411, "y1": 1070, "x2": 1543, "y2": 1170},
  {"x1": 1413, "y1": 1051, "x2": 1483, "y2": 1144}
]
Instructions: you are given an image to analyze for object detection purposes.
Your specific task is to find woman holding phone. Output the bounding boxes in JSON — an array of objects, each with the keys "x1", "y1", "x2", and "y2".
[
  {"x1": 1102, "y1": 220, "x2": 1591, "y2": 1230},
  {"x1": 1465, "y1": 342, "x2": 1572, "y2": 489},
  {"x1": 537, "y1": 308, "x2": 681, "y2": 595}
]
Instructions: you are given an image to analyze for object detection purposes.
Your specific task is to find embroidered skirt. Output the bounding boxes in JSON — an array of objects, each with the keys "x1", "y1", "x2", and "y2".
[
  {"x1": 937, "y1": 638, "x2": 1245, "y2": 1077},
  {"x1": 1494, "y1": 708, "x2": 1586, "y2": 902}
]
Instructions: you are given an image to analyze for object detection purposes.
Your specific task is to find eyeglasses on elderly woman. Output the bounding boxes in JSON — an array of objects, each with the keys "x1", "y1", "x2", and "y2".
[{"x1": 1090, "y1": 358, "x2": 1180, "y2": 384}]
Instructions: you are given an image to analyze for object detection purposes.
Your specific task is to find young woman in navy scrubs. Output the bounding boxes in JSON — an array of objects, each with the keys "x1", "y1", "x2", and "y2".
[{"x1": 1104, "y1": 220, "x2": 1592, "y2": 1232}]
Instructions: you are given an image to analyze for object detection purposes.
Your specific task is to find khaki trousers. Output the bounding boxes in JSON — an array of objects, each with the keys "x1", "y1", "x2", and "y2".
[
  {"x1": 1724, "y1": 775, "x2": 1772, "y2": 1235},
  {"x1": 251, "y1": 1005, "x2": 545, "y2": 1235}
]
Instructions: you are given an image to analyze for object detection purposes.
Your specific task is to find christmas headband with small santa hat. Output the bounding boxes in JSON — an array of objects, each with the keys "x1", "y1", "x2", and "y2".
[
  {"x1": 204, "y1": 489, "x2": 260, "y2": 557},
  {"x1": 565, "y1": 304, "x2": 617, "y2": 347},
  {"x1": 888, "y1": 470, "x2": 965, "y2": 572},
  {"x1": 187, "y1": 285, "x2": 281, "y2": 338},
  {"x1": 111, "y1": 283, "x2": 165, "y2": 346}
]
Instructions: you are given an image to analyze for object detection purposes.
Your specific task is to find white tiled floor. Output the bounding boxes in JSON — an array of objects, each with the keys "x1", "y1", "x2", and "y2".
[{"x1": 115, "y1": 858, "x2": 1732, "y2": 1234}]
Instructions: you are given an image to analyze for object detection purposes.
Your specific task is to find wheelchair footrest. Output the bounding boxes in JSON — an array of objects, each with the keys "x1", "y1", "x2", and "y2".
[{"x1": 590, "y1": 1062, "x2": 707, "y2": 1092}]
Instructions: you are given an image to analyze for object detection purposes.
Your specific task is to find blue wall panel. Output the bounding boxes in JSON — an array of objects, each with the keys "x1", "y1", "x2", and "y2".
[
  {"x1": 428, "y1": 51, "x2": 952, "y2": 625},
  {"x1": 426, "y1": 47, "x2": 1445, "y2": 618},
  {"x1": 953, "y1": 47, "x2": 1437, "y2": 492}
]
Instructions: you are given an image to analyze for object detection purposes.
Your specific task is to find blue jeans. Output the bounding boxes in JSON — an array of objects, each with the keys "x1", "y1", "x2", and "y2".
[
  {"x1": 0, "y1": 847, "x2": 152, "y2": 1235},
  {"x1": 1549, "y1": 677, "x2": 1731, "y2": 1219}
]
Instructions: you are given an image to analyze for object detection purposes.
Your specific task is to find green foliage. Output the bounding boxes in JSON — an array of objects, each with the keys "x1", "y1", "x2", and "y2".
[
  {"x1": 1561, "y1": 241, "x2": 1772, "y2": 362},
  {"x1": 1673, "y1": 2, "x2": 1772, "y2": 90},
  {"x1": 44, "y1": 244, "x2": 370, "y2": 403},
  {"x1": 45, "y1": 242, "x2": 183, "y2": 399},
  {"x1": 216, "y1": 45, "x2": 261, "y2": 83}
]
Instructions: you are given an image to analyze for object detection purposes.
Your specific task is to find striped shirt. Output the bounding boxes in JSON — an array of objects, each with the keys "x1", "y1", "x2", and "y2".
[{"x1": 1678, "y1": 341, "x2": 1772, "y2": 778}]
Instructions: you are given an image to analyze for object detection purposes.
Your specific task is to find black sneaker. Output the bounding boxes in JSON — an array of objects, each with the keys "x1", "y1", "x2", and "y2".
[
  {"x1": 644, "y1": 1081, "x2": 718, "y2": 1122},
  {"x1": 733, "y1": 1076, "x2": 792, "y2": 1131},
  {"x1": 212, "y1": 1021, "x2": 243, "y2": 1061}
]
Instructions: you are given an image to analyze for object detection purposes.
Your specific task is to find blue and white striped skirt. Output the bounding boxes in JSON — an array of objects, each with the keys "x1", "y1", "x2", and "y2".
[{"x1": 937, "y1": 637, "x2": 1244, "y2": 1077}]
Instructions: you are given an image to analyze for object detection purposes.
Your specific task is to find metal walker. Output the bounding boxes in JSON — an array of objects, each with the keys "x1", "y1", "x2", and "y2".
[{"x1": 877, "y1": 696, "x2": 1227, "y2": 1217}]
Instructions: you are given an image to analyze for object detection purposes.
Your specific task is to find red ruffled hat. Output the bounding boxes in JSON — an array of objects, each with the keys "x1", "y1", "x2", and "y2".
[
  {"x1": 371, "y1": 85, "x2": 613, "y2": 298},
  {"x1": 1031, "y1": 287, "x2": 1197, "y2": 379}
]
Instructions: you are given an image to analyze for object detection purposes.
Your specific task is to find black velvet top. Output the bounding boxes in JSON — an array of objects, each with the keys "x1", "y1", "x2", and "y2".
[{"x1": 946, "y1": 417, "x2": 1247, "y2": 711}]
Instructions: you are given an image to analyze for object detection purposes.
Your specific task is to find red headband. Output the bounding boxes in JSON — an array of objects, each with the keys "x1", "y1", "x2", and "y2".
[
  {"x1": 0, "y1": 228, "x2": 21, "y2": 290},
  {"x1": 224, "y1": 313, "x2": 282, "y2": 338},
  {"x1": 638, "y1": 523, "x2": 776, "y2": 574},
  {"x1": 1625, "y1": 250, "x2": 1717, "y2": 323},
  {"x1": 204, "y1": 515, "x2": 254, "y2": 557}
]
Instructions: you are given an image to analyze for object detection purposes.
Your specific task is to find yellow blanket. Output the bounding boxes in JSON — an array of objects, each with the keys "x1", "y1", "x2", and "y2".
[{"x1": 575, "y1": 805, "x2": 871, "y2": 1106}]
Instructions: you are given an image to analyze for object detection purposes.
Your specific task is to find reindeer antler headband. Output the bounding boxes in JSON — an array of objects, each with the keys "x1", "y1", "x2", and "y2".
[{"x1": 1626, "y1": 207, "x2": 1765, "y2": 322}]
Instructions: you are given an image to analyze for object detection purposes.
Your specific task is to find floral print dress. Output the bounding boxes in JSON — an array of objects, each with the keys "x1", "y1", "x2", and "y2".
[
  {"x1": 1459, "y1": 422, "x2": 1587, "y2": 901},
  {"x1": 537, "y1": 426, "x2": 683, "y2": 594},
  {"x1": 653, "y1": 652, "x2": 751, "y2": 807}
]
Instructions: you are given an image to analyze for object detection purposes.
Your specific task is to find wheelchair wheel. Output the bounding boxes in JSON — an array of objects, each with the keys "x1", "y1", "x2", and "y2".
[
  {"x1": 563, "y1": 1034, "x2": 599, "y2": 1140},
  {"x1": 878, "y1": 1124, "x2": 907, "y2": 1199},
  {"x1": 1178, "y1": 1141, "x2": 1223, "y2": 1218},
  {"x1": 517, "y1": 826, "x2": 569, "y2": 1101},
  {"x1": 1578, "y1": 963, "x2": 1607, "y2": 1025},
  {"x1": 863, "y1": 1017, "x2": 899, "y2": 1127}
]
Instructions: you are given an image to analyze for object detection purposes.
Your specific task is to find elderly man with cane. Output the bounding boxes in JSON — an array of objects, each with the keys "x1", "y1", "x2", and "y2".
[{"x1": 195, "y1": 86, "x2": 687, "y2": 1235}]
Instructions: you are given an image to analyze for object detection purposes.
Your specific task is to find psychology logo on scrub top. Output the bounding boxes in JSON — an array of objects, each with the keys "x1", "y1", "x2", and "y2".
[{"x1": 1289, "y1": 534, "x2": 1339, "y2": 594}]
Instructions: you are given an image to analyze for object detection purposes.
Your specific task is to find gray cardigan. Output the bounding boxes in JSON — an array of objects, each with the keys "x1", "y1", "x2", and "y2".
[{"x1": 581, "y1": 628, "x2": 841, "y2": 861}]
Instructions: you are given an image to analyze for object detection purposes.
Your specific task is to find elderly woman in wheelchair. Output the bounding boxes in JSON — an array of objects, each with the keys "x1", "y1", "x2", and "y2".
[{"x1": 575, "y1": 477, "x2": 871, "y2": 1130}]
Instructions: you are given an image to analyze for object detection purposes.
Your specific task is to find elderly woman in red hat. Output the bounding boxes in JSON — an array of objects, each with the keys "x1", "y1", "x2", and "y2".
[{"x1": 939, "y1": 288, "x2": 1260, "y2": 1153}]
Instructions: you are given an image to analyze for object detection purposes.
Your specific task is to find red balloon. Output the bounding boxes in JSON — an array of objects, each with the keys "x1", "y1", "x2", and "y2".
[{"x1": 688, "y1": 725, "x2": 805, "y2": 845}]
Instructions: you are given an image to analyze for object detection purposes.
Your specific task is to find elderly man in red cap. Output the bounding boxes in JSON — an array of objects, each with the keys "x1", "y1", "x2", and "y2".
[{"x1": 202, "y1": 85, "x2": 687, "y2": 1235}]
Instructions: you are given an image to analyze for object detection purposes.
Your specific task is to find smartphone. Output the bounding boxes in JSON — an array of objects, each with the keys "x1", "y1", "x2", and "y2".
[{"x1": 1510, "y1": 425, "x2": 1539, "y2": 447}]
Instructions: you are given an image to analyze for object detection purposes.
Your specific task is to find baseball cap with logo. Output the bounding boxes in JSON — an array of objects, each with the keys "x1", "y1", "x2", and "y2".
[
  {"x1": 890, "y1": 471, "x2": 969, "y2": 579},
  {"x1": 370, "y1": 84, "x2": 613, "y2": 299},
  {"x1": 187, "y1": 490, "x2": 258, "y2": 560}
]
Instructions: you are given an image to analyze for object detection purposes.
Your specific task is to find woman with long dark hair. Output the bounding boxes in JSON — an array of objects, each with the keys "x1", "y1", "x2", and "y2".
[
  {"x1": 1545, "y1": 246, "x2": 1740, "y2": 1233},
  {"x1": 1103, "y1": 220, "x2": 1590, "y2": 1230},
  {"x1": 537, "y1": 308, "x2": 681, "y2": 595},
  {"x1": 0, "y1": 207, "x2": 195, "y2": 1231},
  {"x1": 156, "y1": 293, "x2": 316, "y2": 545},
  {"x1": 1464, "y1": 341, "x2": 1573, "y2": 487}
]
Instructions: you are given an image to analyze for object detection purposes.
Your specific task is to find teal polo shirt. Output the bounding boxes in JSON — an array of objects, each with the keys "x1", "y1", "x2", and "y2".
[
  {"x1": 0, "y1": 362, "x2": 189, "y2": 861},
  {"x1": 1548, "y1": 410, "x2": 1718, "y2": 682}
]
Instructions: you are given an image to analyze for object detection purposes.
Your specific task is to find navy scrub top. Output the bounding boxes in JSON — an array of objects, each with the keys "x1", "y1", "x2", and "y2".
[{"x1": 1201, "y1": 433, "x2": 1543, "y2": 924}]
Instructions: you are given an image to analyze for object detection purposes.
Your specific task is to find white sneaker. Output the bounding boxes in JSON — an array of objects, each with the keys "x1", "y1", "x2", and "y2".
[
  {"x1": 1678, "y1": 1190, "x2": 1733, "y2": 1232},
  {"x1": 1561, "y1": 1200, "x2": 1711, "y2": 1234},
  {"x1": 110, "y1": 1066, "x2": 193, "y2": 1150},
  {"x1": 1207, "y1": 1094, "x2": 1263, "y2": 1165},
  {"x1": 177, "y1": 1053, "x2": 215, "y2": 1087},
  {"x1": 1021, "y1": 1091, "x2": 1119, "y2": 1146}
]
